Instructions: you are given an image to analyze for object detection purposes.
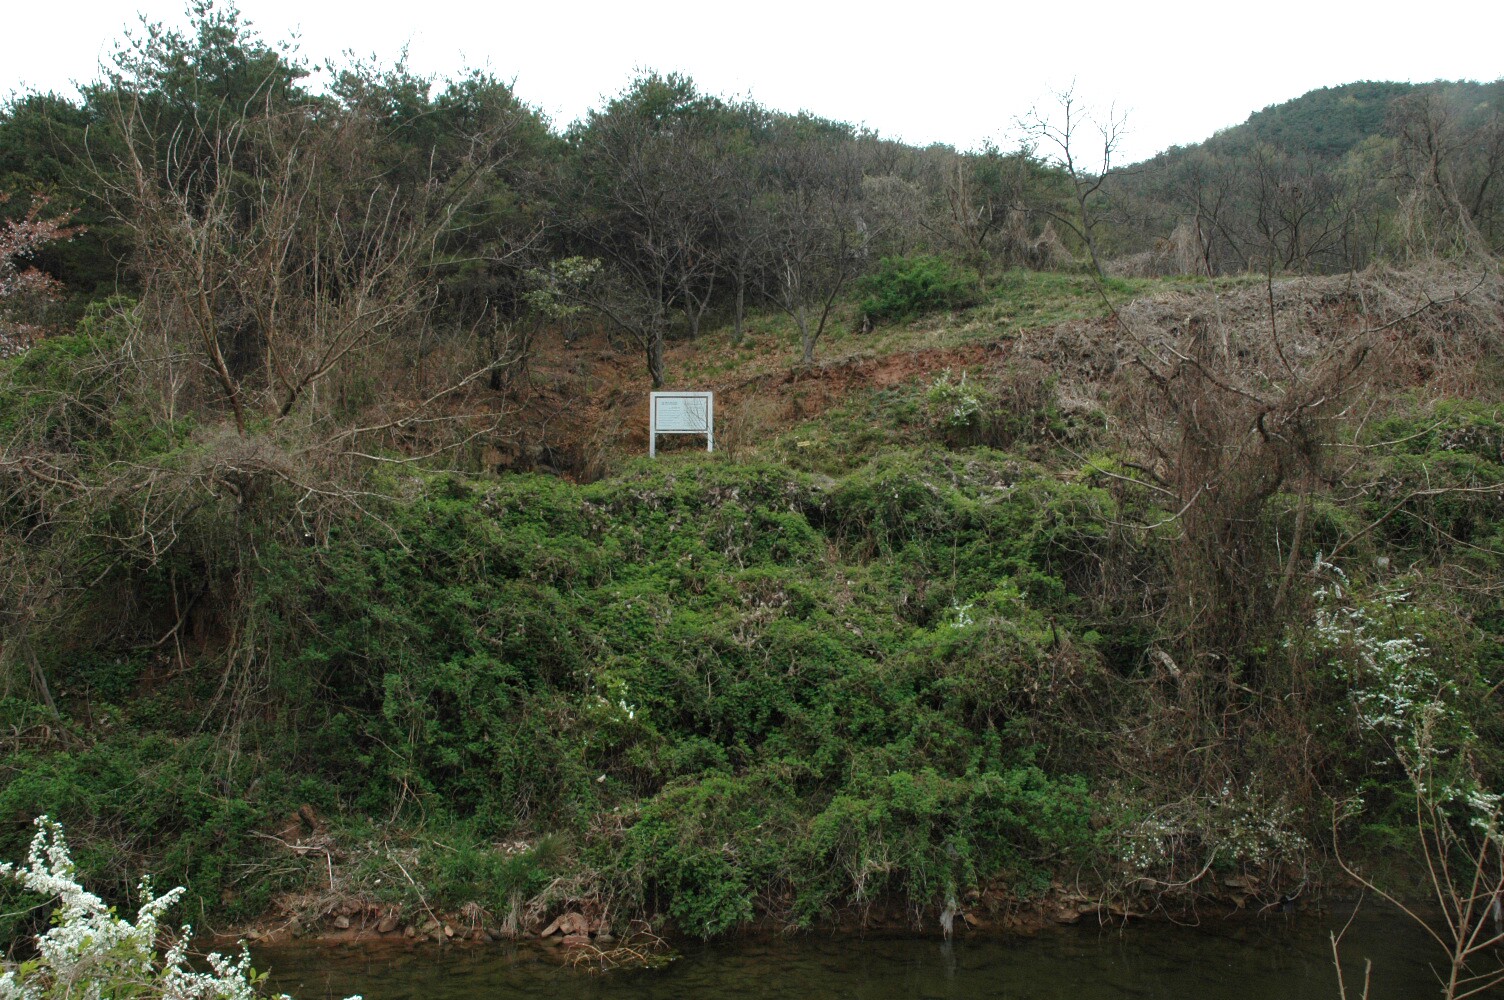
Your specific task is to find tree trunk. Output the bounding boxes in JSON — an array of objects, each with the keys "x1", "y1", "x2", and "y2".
[
  {"x1": 486, "y1": 321, "x2": 503, "y2": 391},
  {"x1": 686, "y1": 274, "x2": 715, "y2": 340},
  {"x1": 647, "y1": 331, "x2": 665, "y2": 389},
  {"x1": 732, "y1": 278, "x2": 746, "y2": 347}
]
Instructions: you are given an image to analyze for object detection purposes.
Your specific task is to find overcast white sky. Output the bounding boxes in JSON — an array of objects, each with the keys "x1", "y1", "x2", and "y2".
[{"x1": 4, "y1": 0, "x2": 1500, "y2": 164}]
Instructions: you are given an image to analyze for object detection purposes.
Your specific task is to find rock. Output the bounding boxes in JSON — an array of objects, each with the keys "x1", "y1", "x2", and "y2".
[
  {"x1": 561, "y1": 934, "x2": 592, "y2": 948},
  {"x1": 541, "y1": 911, "x2": 590, "y2": 937},
  {"x1": 443, "y1": 924, "x2": 455, "y2": 938},
  {"x1": 376, "y1": 914, "x2": 400, "y2": 934},
  {"x1": 420, "y1": 919, "x2": 440, "y2": 935},
  {"x1": 593, "y1": 931, "x2": 615, "y2": 945},
  {"x1": 333, "y1": 915, "x2": 351, "y2": 930},
  {"x1": 403, "y1": 925, "x2": 417, "y2": 939}
]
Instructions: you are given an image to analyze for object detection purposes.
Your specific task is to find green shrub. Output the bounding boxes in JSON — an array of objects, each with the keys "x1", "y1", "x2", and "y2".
[
  {"x1": 618, "y1": 770, "x2": 805, "y2": 937},
  {"x1": 418, "y1": 827, "x2": 566, "y2": 915},
  {"x1": 857, "y1": 255, "x2": 981, "y2": 323},
  {"x1": 802, "y1": 763, "x2": 1092, "y2": 917},
  {"x1": 0, "y1": 297, "x2": 179, "y2": 462},
  {"x1": 922, "y1": 363, "x2": 1079, "y2": 452},
  {"x1": 0, "y1": 731, "x2": 291, "y2": 943},
  {"x1": 821, "y1": 448, "x2": 1115, "y2": 622}
]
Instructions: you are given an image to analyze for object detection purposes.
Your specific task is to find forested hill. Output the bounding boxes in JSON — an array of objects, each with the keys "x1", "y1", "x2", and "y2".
[
  {"x1": 1108, "y1": 77, "x2": 1504, "y2": 276},
  {"x1": 1144, "y1": 79, "x2": 1502, "y2": 163},
  {"x1": 1232, "y1": 81, "x2": 1424, "y2": 158}
]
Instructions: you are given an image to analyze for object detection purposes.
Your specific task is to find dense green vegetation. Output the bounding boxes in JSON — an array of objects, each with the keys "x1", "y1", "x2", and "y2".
[
  {"x1": 4, "y1": 295, "x2": 1503, "y2": 944},
  {"x1": 857, "y1": 255, "x2": 983, "y2": 322},
  {"x1": 2, "y1": 1, "x2": 1503, "y2": 965},
  {"x1": 0, "y1": 394, "x2": 1119, "y2": 937},
  {"x1": 1239, "y1": 81, "x2": 1423, "y2": 158}
]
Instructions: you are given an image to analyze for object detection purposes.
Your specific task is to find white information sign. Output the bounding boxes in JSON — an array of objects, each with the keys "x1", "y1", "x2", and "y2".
[{"x1": 649, "y1": 391, "x2": 714, "y2": 456}]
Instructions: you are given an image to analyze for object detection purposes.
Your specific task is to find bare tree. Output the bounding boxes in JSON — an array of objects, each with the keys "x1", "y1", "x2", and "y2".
[
  {"x1": 1017, "y1": 84, "x2": 1127, "y2": 278},
  {"x1": 717, "y1": 144, "x2": 778, "y2": 348},
  {"x1": 93, "y1": 81, "x2": 517, "y2": 434},
  {"x1": 764, "y1": 128, "x2": 871, "y2": 364},
  {"x1": 1388, "y1": 89, "x2": 1504, "y2": 258},
  {"x1": 912, "y1": 144, "x2": 1047, "y2": 283},
  {"x1": 1168, "y1": 148, "x2": 1248, "y2": 276},
  {"x1": 1247, "y1": 144, "x2": 1355, "y2": 274},
  {"x1": 0, "y1": 30, "x2": 537, "y2": 741}
]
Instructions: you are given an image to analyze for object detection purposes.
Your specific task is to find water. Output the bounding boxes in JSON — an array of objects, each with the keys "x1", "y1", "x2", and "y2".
[{"x1": 261, "y1": 911, "x2": 1463, "y2": 999}]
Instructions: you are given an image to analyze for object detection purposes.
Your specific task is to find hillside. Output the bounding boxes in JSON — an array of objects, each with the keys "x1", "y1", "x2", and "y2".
[
  {"x1": 1101, "y1": 78, "x2": 1504, "y2": 276},
  {"x1": 3, "y1": 7, "x2": 1504, "y2": 970},
  {"x1": 4, "y1": 262, "x2": 1502, "y2": 952},
  {"x1": 1137, "y1": 79, "x2": 1503, "y2": 163},
  {"x1": 1231, "y1": 80, "x2": 1421, "y2": 158}
]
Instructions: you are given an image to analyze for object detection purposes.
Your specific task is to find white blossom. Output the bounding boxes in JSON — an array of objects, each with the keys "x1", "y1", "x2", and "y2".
[{"x1": 1, "y1": 818, "x2": 356, "y2": 1000}]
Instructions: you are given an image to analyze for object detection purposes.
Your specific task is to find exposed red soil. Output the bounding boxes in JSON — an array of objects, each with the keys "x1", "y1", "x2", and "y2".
[{"x1": 484, "y1": 330, "x2": 1013, "y2": 477}]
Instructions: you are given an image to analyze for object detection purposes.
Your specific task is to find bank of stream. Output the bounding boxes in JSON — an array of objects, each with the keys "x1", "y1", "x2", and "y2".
[{"x1": 260, "y1": 910, "x2": 1447, "y2": 999}]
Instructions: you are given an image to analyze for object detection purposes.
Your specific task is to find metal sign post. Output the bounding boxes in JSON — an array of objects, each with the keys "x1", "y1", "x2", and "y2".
[{"x1": 649, "y1": 391, "x2": 714, "y2": 457}]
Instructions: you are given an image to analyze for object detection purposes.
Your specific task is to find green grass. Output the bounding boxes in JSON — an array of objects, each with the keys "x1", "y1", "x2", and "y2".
[{"x1": 673, "y1": 270, "x2": 1266, "y2": 389}]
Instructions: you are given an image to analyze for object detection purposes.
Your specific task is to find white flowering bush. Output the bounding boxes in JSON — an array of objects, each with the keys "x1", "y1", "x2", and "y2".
[
  {"x1": 925, "y1": 370, "x2": 984, "y2": 432},
  {"x1": 1112, "y1": 780, "x2": 1309, "y2": 881},
  {"x1": 1310, "y1": 558, "x2": 1504, "y2": 998},
  {"x1": 1303, "y1": 558, "x2": 1499, "y2": 825},
  {"x1": 1307, "y1": 558, "x2": 1457, "y2": 751},
  {"x1": 0, "y1": 818, "x2": 351, "y2": 1000},
  {"x1": 947, "y1": 601, "x2": 975, "y2": 630},
  {"x1": 1305, "y1": 555, "x2": 1504, "y2": 850}
]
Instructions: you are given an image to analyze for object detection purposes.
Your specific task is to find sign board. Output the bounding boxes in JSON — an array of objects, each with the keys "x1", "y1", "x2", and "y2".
[{"x1": 649, "y1": 391, "x2": 713, "y2": 456}]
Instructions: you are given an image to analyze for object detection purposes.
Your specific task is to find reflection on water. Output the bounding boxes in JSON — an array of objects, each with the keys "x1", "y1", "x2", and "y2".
[{"x1": 262, "y1": 910, "x2": 1451, "y2": 1000}]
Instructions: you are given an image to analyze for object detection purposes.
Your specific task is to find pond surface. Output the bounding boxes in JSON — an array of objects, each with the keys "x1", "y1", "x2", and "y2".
[{"x1": 260, "y1": 910, "x2": 1458, "y2": 999}]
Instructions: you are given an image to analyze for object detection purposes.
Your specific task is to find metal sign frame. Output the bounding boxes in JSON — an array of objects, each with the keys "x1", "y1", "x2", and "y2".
[{"x1": 649, "y1": 391, "x2": 714, "y2": 457}]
